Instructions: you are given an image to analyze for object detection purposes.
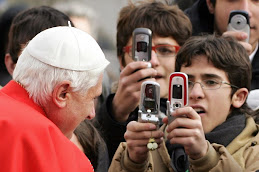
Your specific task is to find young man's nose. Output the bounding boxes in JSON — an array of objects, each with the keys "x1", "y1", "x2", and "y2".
[
  {"x1": 238, "y1": 1, "x2": 252, "y2": 17},
  {"x1": 150, "y1": 50, "x2": 160, "y2": 67},
  {"x1": 189, "y1": 82, "x2": 205, "y2": 100}
]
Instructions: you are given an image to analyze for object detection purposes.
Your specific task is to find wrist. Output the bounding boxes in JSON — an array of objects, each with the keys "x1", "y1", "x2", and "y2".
[
  {"x1": 122, "y1": 149, "x2": 150, "y2": 172},
  {"x1": 128, "y1": 149, "x2": 148, "y2": 164},
  {"x1": 112, "y1": 100, "x2": 129, "y2": 122},
  {"x1": 189, "y1": 141, "x2": 209, "y2": 160}
]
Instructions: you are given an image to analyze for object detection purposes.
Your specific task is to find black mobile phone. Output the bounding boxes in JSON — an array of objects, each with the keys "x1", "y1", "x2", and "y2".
[
  {"x1": 132, "y1": 28, "x2": 152, "y2": 62},
  {"x1": 167, "y1": 72, "x2": 188, "y2": 124},
  {"x1": 227, "y1": 10, "x2": 250, "y2": 42},
  {"x1": 138, "y1": 81, "x2": 160, "y2": 128}
]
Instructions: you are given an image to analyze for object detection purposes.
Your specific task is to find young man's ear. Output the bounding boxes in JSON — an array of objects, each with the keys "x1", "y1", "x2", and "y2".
[
  {"x1": 52, "y1": 81, "x2": 72, "y2": 108},
  {"x1": 231, "y1": 88, "x2": 249, "y2": 108},
  {"x1": 206, "y1": 0, "x2": 215, "y2": 14},
  {"x1": 5, "y1": 53, "x2": 16, "y2": 76},
  {"x1": 118, "y1": 56, "x2": 125, "y2": 71}
]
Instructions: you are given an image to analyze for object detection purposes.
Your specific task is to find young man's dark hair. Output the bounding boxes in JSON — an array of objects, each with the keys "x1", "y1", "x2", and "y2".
[
  {"x1": 116, "y1": 1, "x2": 192, "y2": 66},
  {"x1": 185, "y1": 0, "x2": 259, "y2": 91},
  {"x1": 0, "y1": 4, "x2": 27, "y2": 86},
  {"x1": 7, "y1": 6, "x2": 71, "y2": 64}
]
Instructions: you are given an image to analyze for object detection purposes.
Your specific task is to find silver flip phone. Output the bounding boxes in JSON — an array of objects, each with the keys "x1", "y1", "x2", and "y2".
[
  {"x1": 227, "y1": 10, "x2": 250, "y2": 43},
  {"x1": 132, "y1": 28, "x2": 152, "y2": 62},
  {"x1": 138, "y1": 81, "x2": 160, "y2": 128},
  {"x1": 167, "y1": 72, "x2": 188, "y2": 124}
]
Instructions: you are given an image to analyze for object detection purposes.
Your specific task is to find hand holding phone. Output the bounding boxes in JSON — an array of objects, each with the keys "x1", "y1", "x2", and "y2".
[
  {"x1": 227, "y1": 10, "x2": 250, "y2": 43},
  {"x1": 125, "y1": 121, "x2": 164, "y2": 163},
  {"x1": 138, "y1": 81, "x2": 160, "y2": 129},
  {"x1": 132, "y1": 28, "x2": 152, "y2": 62},
  {"x1": 166, "y1": 72, "x2": 188, "y2": 124}
]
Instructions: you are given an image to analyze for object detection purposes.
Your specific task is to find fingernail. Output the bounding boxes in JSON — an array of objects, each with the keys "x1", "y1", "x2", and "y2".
[
  {"x1": 160, "y1": 132, "x2": 164, "y2": 137},
  {"x1": 241, "y1": 32, "x2": 247, "y2": 39},
  {"x1": 147, "y1": 62, "x2": 152, "y2": 68},
  {"x1": 149, "y1": 124, "x2": 156, "y2": 129}
]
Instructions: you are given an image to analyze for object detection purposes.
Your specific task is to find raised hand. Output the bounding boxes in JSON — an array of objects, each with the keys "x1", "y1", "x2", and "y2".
[
  {"x1": 222, "y1": 30, "x2": 252, "y2": 54},
  {"x1": 112, "y1": 61, "x2": 157, "y2": 122},
  {"x1": 124, "y1": 121, "x2": 164, "y2": 163},
  {"x1": 164, "y1": 107, "x2": 208, "y2": 160}
]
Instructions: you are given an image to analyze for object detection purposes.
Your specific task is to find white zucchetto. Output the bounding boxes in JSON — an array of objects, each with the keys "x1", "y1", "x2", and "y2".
[{"x1": 19, "y1": 26, "x2": 109, "y2": 71}]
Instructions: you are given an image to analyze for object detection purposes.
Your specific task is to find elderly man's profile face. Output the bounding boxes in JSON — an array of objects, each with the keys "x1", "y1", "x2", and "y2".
[{"x1": 59, "y1": 74, "x2": 103, "y2": 138}]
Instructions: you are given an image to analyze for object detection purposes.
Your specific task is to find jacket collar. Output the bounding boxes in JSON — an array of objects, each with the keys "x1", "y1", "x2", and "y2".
[{"x1": 227, "y1": 116, "x2": 258, "y2": 154}]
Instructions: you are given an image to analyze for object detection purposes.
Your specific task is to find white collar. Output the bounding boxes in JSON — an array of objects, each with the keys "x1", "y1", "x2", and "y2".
[{"x1": 249, "y1": 42, "x2": 259, "y2": 62}]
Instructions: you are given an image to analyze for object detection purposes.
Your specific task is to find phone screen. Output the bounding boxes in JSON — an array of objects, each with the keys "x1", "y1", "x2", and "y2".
[
  {"x1": 144, "y1": 84, "x2": 157, "y2": 113},
  {"x1": 173, "y1": 84, "x2": 182, "y2": 99},
  {"x1": 137, "y1": 41, "x2": 148, "y2": 52}
]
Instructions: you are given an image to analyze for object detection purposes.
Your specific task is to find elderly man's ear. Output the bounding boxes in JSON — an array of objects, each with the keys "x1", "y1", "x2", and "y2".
[
  {"x1": 52, "y1": 81, "x2": 72, "y2": 108},
  {"x1": 5, "y1": 53, "x2": 16, "y2": 76}
]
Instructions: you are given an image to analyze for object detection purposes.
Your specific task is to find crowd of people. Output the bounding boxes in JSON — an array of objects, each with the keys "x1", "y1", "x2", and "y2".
[{"x1": 0, "y1": 0, "x2": 258, "y2": 171}]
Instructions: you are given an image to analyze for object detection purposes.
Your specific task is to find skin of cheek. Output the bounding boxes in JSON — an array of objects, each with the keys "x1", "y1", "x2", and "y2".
[
  {"x1": 214, "y1": 6, "x2": 233, "y2": 34},
  {"x1": 157, "y1": 58, "x2": 175, "y2": 98},
  {"x1": 200, "y1": 91, "x2": 232, "y2": 133}
]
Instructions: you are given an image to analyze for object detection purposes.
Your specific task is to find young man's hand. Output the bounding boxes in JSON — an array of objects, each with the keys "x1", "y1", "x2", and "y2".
[
  {"x1": 112, "y1": 61, "x2": 157, "y2": 122},
  {"x1": 124, "y1": 121, "x2": 164, "y2": 163},
  {"x1": 164, "y1": 107, "x2": 208, "y2": 160},
  {"x1": 222, "y1": 30, "x2": 252, "y2": 54}
]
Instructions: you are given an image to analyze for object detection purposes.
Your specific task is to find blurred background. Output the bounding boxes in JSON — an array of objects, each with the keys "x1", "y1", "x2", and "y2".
[
  {"x1": 0, "y1": 0, "x2": 196, "y2": 52},
  {"x1": 0, "y1": 0, "x2": 196, "y2": 87},
  {"x1": 0, "y1": 0, "x2": 129, "y2": 86}
]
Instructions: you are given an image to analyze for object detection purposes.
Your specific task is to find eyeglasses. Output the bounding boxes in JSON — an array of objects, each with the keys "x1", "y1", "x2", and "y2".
[
  {"x1": 188, "y1": 79, "x2": 239, "y2": 90},
  {"x1": 123, "y1": 44, "x2": 180, "y2": 58}
]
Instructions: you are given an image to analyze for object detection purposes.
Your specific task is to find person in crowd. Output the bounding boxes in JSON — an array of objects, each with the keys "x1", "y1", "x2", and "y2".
[
  {"x1": 0, "y1": 4, "x2": 27, "y2": 87},
  {"x1": 73, "y1": 120, "x2": 109, "y2": 171},
  {"x1": 52, "y1": 1, "x2": 98, "y2": 39},
  {"x1": 109, "y1": 35, "x2": 259, "y2": 172},
  {"x1": 95, "y1": 0, "x2": 192, "y2": 162},
  {"x1": 185, "y1": 0, "x2": 259, "y2": 90},
  {"x1": 5, "y1": 6, "x2": 70, "y2": 76},
  {"x1": 0, "y1": 25, "x2": 109, "y2": 171},
  {"x1": 4, "y1": 6, "x2": 109, "y2": 171}
]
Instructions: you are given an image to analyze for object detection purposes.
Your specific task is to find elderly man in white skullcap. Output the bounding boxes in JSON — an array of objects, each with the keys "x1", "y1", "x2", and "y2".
[{"x1": 0, "y1": 26, "x2": 109, "y2": 172}]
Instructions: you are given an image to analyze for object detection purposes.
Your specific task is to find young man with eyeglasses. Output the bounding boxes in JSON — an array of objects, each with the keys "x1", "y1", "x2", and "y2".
[
  {"x1": 109, "y1": 35, "x2": 259, "y2": 171},
  {"x1": 94, "y1": 1, "x2": 192, "y2": 162},
  {"x1": 185, "y1": 0, "x2": 259, "y2": 111},
  {"x1": 185, "y1": 0, "x2": 259, "y2": 88}
]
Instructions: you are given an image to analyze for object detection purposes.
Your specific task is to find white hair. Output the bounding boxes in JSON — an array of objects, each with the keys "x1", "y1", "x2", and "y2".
[{"x1": 13, "y1": 50, "x2": 103, "y2": 107}]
